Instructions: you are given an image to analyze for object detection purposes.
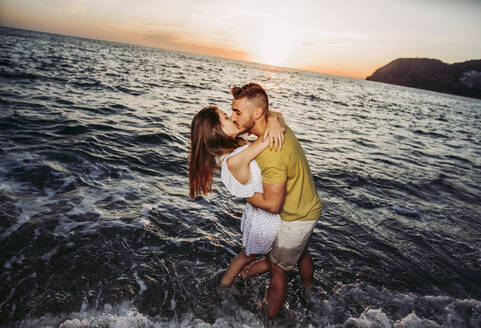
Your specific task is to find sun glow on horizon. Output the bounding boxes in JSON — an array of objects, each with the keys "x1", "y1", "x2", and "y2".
[
  {"x1": 240, "y1": 11, "x2": 305, "y2": 68},
  {"x1": 257, "y1": 47, "x2": 288, "y2": 67},
  {"x1": 1, "y1": 0, "x2": 480, "y2": 79},
  {"x1": 252, "y1": 36, "x2": 297, "y2": 67}
]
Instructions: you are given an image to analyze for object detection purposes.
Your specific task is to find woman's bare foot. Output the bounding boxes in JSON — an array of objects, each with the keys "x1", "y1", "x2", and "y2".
[
  {"x1": 238, "y1": 264, "x2": 253, "y2": 278},
  {"x1": 222, "y1": 250, "x2": 255, "y2": 286}
]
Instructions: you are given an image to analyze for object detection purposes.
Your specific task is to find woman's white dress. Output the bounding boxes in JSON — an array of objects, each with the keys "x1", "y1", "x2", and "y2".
[{"x1": 220, "y1": 145, "x2": 281, "y2": 256}]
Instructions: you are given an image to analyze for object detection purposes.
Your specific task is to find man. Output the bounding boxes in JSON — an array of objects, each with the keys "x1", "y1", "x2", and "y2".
[{"x1": 230, "y1": 83, "x2": 322, "y2": 317}]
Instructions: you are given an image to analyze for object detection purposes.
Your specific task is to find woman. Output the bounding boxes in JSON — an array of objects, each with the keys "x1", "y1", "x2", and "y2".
[{"x1": 189, "y1": 105, "x2": 285, "y2": 286}]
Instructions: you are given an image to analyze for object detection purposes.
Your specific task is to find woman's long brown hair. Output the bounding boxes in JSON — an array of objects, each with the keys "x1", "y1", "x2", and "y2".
[{"x1": 189, "y1": 106, "x2": 245, "y2": 199}]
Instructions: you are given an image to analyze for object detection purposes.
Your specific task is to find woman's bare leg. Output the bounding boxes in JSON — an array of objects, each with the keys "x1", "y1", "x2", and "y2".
[
  {"x1": 239, "y1": 256, "x2": 269, "y2": 278},
  {"x1": 221, "y1": 250, "x2": 255, "y2": 286}
]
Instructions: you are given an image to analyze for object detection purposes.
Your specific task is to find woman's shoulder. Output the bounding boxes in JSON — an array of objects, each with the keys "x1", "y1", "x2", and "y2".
[{"x1": 225, "y1": 144, "x2": 250, "y2": 160}]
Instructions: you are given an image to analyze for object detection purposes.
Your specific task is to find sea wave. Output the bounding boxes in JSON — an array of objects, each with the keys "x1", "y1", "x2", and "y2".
[{"x1": 1, "y1": 26, "x2": 480, "y2": 327}]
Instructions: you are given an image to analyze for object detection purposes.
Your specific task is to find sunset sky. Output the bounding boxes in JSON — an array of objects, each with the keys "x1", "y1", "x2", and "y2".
[{"x1": 1, "y1": 0, "x2": 480, "y2": 78}]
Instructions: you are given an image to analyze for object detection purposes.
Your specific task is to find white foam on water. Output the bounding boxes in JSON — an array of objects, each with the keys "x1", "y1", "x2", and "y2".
[
  {"x1": 65, "y1": 186, "x2": 106, "y2": 218},
  {"x1": 1, "y1": 149, "x2": 154, "y2": 238},
  {"x1": 8, "y1": 287, "x2": 481, "y2": 328},
  {"x1": 57, "y1": 178, "x2": 154, "y2": 232},
  {"x1": 13, "y1": 303, "x2": 266, "y2": 328},
  {"x1": 344, "y1": 309, "x2": 392, "y2": 328},
  {"x1": 0, "y1": 183, "x2": 57, "y2": 238},
  {"x1": 0, "y1": 159, "x2": 91, "y2": 240},
  {"x1": 137, "y1": 246, "x2": 162, "y2": 252},
  {"x1": 393, "y1": 313, "x2": 440, "y2": 328},
  {"x1": 86, "y1": 163, "x2": 103, "y2": 180},
  {"x1": 133, "y1": 271, "x2": 147, "y2": 295},
  {"x1": 0, "y1": 181, "x2": 15, "y2": 193}
]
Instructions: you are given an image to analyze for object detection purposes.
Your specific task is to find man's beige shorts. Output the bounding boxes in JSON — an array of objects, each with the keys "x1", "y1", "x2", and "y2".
[{"x1": 268, "y1": 219, "x2": 318, "y2": 271}]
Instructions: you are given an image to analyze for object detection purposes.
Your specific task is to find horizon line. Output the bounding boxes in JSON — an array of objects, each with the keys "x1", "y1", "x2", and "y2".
[
  {"x1": 1, "y1": 24, "x2": 369, "y2": 80},
  {"x1": 3, "y1": 25, "x2": 478, "y2": 81}
]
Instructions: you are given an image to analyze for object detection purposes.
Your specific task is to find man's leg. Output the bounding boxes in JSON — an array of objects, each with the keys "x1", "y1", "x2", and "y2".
[
  {"x1": 298, "y1": 251, "x2": 314, "y2": 289},
  {"x1": 239, "y1": 256, "x2": 269, "y2": 278},
  {"x1": 265, "y1": 261, "x2": 287, "y2": 317}
]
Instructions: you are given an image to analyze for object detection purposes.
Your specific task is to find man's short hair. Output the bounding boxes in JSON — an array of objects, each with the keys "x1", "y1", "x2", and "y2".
[{"x1": 231, "y1": 83, "x2": 269, "y2": 114}]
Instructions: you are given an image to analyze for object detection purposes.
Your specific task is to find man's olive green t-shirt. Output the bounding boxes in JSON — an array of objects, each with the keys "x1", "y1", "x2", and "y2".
[{"x1": 255, "y1": 126, "x2": 322, "y2": 221}]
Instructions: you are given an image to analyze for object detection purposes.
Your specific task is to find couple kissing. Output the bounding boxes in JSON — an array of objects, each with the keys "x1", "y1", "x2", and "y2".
[{"x1": 189, "y1": 83, "x2": 322, "y2": 318}]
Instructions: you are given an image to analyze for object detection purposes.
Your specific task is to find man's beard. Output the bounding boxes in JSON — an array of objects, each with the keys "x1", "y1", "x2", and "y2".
[{"x1": 238, "y1": 117, "x2": 255, "y2": 135}]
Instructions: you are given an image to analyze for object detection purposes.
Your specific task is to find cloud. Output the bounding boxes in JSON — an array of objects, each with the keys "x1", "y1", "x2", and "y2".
[
  {"x1": 140, "y1": 30, "x2": 250, "y2": 60},
  {"x1": 100, "y1": 23, "x2": 250, "y2": 61}
]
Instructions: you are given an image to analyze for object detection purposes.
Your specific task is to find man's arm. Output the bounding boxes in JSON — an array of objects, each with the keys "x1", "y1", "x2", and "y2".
[{"x1": 246, "y1": 182, "x2": 286, "y2": 214}]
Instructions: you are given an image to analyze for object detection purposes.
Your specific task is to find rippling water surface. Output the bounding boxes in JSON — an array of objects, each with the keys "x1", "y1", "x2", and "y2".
[{"x1": 1, "y1": 27, "x2": 481, "y2": 328}]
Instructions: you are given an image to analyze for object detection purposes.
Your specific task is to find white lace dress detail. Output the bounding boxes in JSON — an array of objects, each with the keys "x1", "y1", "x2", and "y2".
[{"x1": 221, "y1": 145, "x2": 281, "y2": 256}]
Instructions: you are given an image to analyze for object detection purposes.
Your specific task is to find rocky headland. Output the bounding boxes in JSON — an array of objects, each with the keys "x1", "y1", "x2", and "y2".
[{"x1": 366, "y1": 58, "x2": 481, "y2": 99}]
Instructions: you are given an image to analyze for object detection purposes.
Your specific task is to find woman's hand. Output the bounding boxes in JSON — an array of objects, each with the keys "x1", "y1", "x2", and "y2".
[
  {"x1": 264, "y1": 110, "x2": 286, "y2": 151},
  {"x1": 252, "y1": 132, "x2": 270, "y2": 147}
]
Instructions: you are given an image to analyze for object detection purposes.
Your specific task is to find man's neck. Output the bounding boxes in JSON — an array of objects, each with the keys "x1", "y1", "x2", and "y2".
[{"x1": 249, "y1": 116, "x2": 267, "y2": 137}]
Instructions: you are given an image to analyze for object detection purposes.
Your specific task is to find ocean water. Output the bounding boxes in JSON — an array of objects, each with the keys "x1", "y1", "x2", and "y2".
[{"x1": 0, "y1": 26, "x2": 480, "y2": 328}]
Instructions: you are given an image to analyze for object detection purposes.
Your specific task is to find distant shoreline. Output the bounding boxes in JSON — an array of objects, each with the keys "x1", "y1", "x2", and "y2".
[{"x1": 366, "y1": 58, "x2": 481, "y2": 99}]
